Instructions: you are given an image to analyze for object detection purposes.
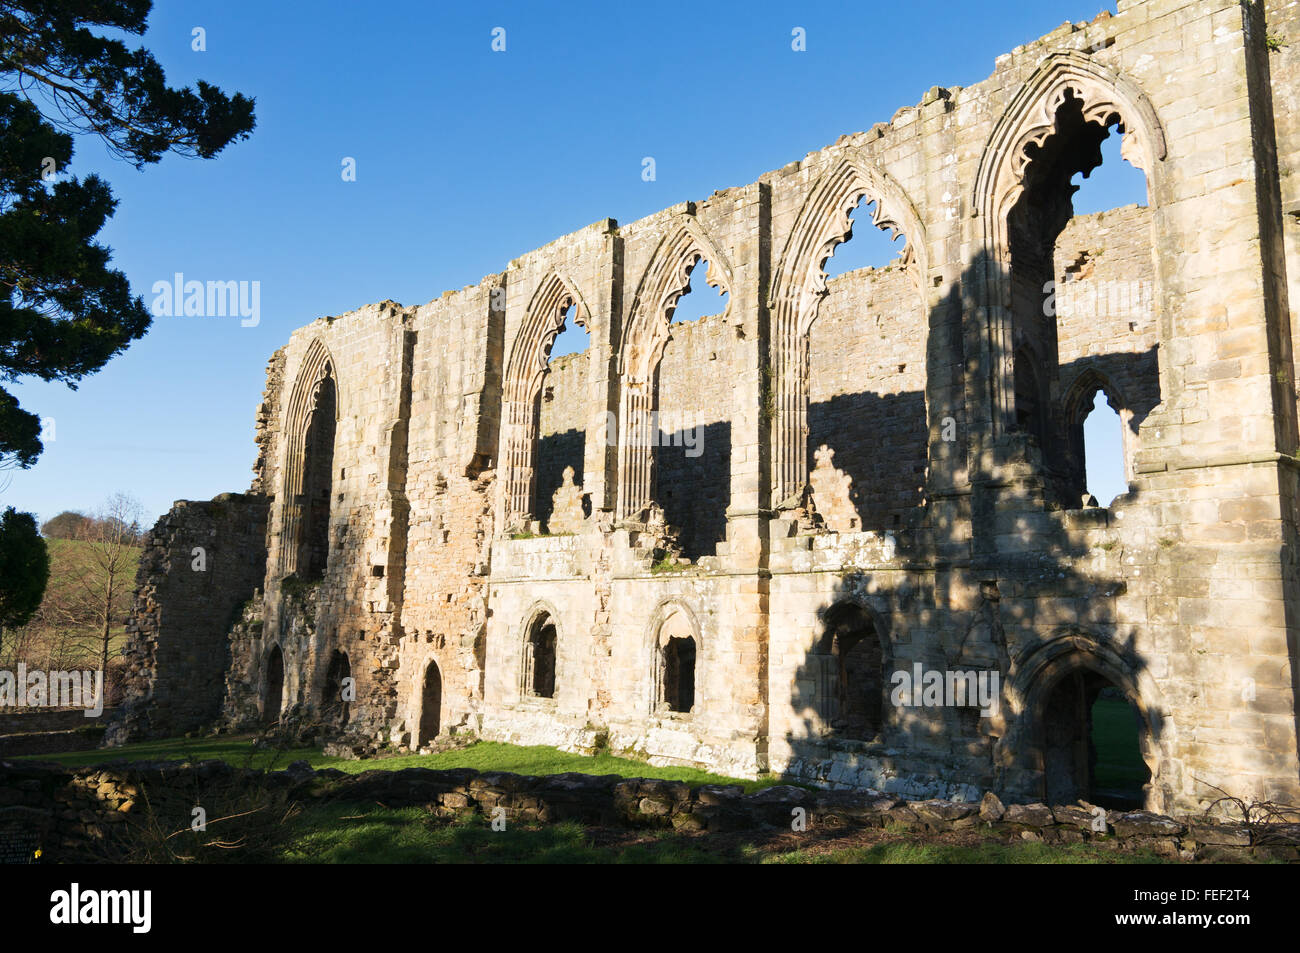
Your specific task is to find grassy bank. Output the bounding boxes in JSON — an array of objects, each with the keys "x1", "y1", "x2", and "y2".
[
  {"x1": 279, "y1": 804, "x2": 1170, "y2": 864},
  {"x1": 21, "y1": 735, "x2": 777, "y2": 792}
]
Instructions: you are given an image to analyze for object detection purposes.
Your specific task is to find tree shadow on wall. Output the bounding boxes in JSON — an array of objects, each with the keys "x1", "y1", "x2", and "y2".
[
  {"x1": 783, "y1": 256, "x2": 1167, "y2": 812},
  {"x1": 809, "y1": 390, "x2": 927, "y2": 534},
  {"x1": 656, "y1": 420, "x2": 731, "y2": 562},
  {"x1": 536, "y1": 428, "x2": 584, "y2": 530}
]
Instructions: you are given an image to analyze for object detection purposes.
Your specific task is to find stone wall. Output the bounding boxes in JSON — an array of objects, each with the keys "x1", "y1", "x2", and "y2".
[
  {"x1": 107, "y1": 495, "x2": 268, "y2": 743},
  {"x1": 0, "y1": 709, "x2": 113, "y2": 758},
  {"x1": 655, "y1": 310, "x2": 737, "y2": 559},
  {"x1": 809, "y1": 262, "x2": 929, "y2": 531}
]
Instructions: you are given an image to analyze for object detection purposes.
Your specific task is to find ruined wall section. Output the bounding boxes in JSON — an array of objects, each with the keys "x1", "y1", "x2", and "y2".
[
  {"x1": 393, "y1": 278, "x2": 504, "y2": 747},
  {"x1": 496, "y1": 219, "x2": 616, "y2": 527},
  {"x1": 249, "y1": 347, "x2": 286, "y2": 499},
  {"x1": 252, "y1": 302, "x2": 415, "y2": 742},
  {"x1": 809, "y1": 263, "x2": 929, "y2": 532},
  {"x1": 756, "y1": 0, "x2": 1300, "y2": 810},
  {"x1": 535, "y1": 349, "x2": 589, "y2": 531},
  {"x1": 108, "y1": 495, "x2": 268, "y2": 743},
  {"x1": 121, "y1": 0, "x2": 1300, "y2": 810},
  {"x1": 1052, "y1": 204, "x2": 1159, "y2": 495},
  {"x1": 655, "y1": 310, "x2": 739, "y2": 560}
]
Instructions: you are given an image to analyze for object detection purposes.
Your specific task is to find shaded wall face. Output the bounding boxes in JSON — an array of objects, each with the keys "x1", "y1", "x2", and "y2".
[
  {"x1": 808, "y1": 265, "x2": 928, "y2": 532},
  {"x1": 1054, "y1": 204, "x2": 1160, "y2": 414},
  {"x1": 111, "y1": 495, "x2": 270, "y2": 743},
  {"x1": 535, "y1": 350, "x2": 588, "y2": 530},
  {"x1": 299, "y1": 377, "x2": 336, "y2": 579},
  {"x1": 654, "y1": 313, "x2": 735, "y2": 560}
]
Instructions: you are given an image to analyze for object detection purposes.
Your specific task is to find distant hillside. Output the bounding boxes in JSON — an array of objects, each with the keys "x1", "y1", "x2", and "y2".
[{"x1": 0, "y1": 538, "x2": 143, "y2": 677}]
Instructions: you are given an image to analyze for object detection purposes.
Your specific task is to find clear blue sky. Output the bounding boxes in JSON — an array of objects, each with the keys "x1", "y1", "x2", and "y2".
[{"x1": 2, "y1": 0, "x2": 1144, "y2": 527}]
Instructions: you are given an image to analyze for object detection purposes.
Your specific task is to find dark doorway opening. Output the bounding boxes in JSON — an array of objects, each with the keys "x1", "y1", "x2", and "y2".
[
  {"x1": 264, "y1": 645, "x2": 284, "y2": 725},
  {"x1": 663, "y1": 637, "x2": 696, "y2": 713},
  {"x1": 321, "y1": 650, "x2": 352, "y2": 727},
  {"x1": 419, "y1": 660, "x2": 442, "y2": 746},
  {"x1": 1041, "y1": 668, "x2": 1149, "y2": 808}
]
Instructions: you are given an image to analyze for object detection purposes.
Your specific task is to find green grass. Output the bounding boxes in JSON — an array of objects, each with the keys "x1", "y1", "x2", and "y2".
[
  {"x1": 278, "y1": 802, "x2": 1171, "y2": 864},
  {"x1": 1091, "y1": 696, "x2": 1149, "y2": 795},
  {"x1": 282, "y1": 805, "x2": 730, "y2": 864},
  {"x1": 762, "y1": 839, "x2": 1168, "y2": 864},
  {"x1": 21, "y1": 736, "x2": 777, "y2": 792},
  {"x1": 29, "y1": 734, "x2": 1183, "y2": 864}
]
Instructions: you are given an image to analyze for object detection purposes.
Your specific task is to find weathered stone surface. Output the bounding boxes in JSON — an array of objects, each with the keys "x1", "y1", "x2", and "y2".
[
  {"x1": 807, "y1": 445, "x2": 861, "y2": 534},
  {"x1": 546, "y1": 467, "x2": 585, "y2": 535},
  {"x1": 1003, "y1": 803, "x2": 1056, "y2": 829},
  {"x1": 1109, "y1": 811, "x2": 1186, "y2": 838}
]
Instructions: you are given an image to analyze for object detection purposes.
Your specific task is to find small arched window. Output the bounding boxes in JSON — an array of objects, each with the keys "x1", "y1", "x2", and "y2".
[
  {"x1": 656, "y1": 609, "x2": 697, "y2": 714},
  {"x1": 814, "y1": 603, "x2": 883, "y2": 740},
  {"x1": 523, "y1": 613, "x2": 557, "y2": 699}
]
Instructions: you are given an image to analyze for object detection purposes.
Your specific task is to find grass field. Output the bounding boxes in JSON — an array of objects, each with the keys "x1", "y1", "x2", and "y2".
[
  {"x1": 278, "y1": 805, "x2": 1169, "y2": 864},
  {"x1": 23, "y1": 735, "x2": 779, "y2": 792},
  {"x1": 1091, "y1": 695, "x2": 1149, "y2": 797},
  {"x1": 26, "y1": 735, "x2": 1185, "y2": 864},
  {"x1": 0, "y1": 537, "x2": 139, "y2": 669}
]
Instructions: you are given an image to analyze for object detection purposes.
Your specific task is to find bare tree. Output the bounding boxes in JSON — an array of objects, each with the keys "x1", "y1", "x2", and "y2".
[{"x1": 74, "y1": 492, "x2": 144, "y2": 677}]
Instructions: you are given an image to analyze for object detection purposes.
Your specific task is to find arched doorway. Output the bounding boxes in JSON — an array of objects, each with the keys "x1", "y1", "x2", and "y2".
[
  {"x1": 814, "y1": 603, "x2": 884, "y2": 740},
  {"x1": 1038, "y1": 666, "x2": 1150, "y2": 808},
  {"x1": 320, "y1": 650, "x2": 351, "y2": 727},
  {"x1": 264, "y1": 645, "x2": 284, "y2": 724},
  {"x1": 418, "y1": 660, "x2": 442, "y2": 746}
]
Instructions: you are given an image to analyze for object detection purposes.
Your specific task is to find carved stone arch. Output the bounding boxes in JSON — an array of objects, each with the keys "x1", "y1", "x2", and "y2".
[
  {"x1": 972, "y1": 51, "x2": 1166, "y2": 439},
  {"x1": 616, "y1": 216, "x2": 734, "y2": 520},
  {"x1": 768, "y1": 155, "x2": 929, "y2": 505},
  {"x1": 620, "y1": 216, "x2": 734, "y2": 387},
  {"x1": 1061, "y1": 366, "x2": 1135, "y2": 495},
  {"x1": 278, "y1": 338, "x2": 340, "y2": 577},
  {"x1": 814, "y1": 594, "x2": 893, "y2": 665},
  {"x1": 519, "y1": 599, "x2": 564, "y2": 701},
  {"x1": 812, "y1": 596, "x2": 892, "y2": 740},
  {"x1": 1002, "y1": 627, "x2": 1165, "y2": 811},
  {"x1": 506, "y1": 272, "x2": 592, "y2": 405},
  {"x1": 644, "y1": 597, "x2": 704, "y2": 715},
  {"x1": 645, "y1": 596, "x2": 704, "y2": 649},
  {"x1": 502, "y1": 273, "x2": 592, "y2": 524},
  {"x1": 772, "y1": 155, "x2": 929, "y2": 334},
  {"x1": 1062, "y1": 366, "x2": 1126, "y2": 426},
  {"x1": 283, "y1": 338, "x2": 340, "y2": 497},
  {"x1": 974, "y1": 51, "x2": 1166, "y2": 230}
]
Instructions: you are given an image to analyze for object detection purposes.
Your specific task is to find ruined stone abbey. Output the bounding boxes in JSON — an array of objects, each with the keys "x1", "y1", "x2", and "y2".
[{"x1": 111, "y1": 0, "x2": 1300, "y2": 816}]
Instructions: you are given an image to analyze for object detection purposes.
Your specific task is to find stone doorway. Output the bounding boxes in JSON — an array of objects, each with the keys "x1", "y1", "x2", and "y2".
[
  {"x1": 264, "y1": 645, "x2": 284, "y2": 724},
  {"x1": 321, "y1": 650, "x2": 351, "y2": 727},
  {"x1": 419, "y1": 660, "x2": 442, "y2": 746},
  {"x1": 1040, "y1": 667, "x2": 1149, "y2": 808}
]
